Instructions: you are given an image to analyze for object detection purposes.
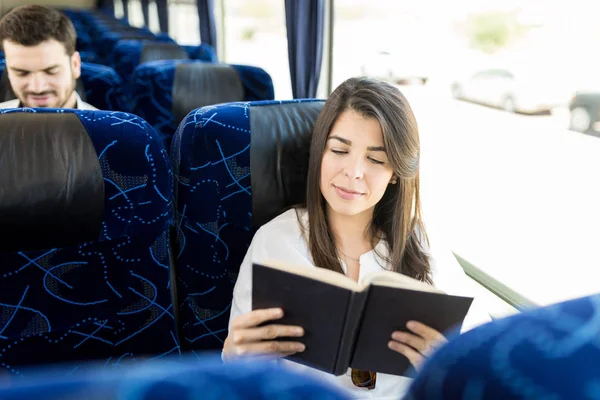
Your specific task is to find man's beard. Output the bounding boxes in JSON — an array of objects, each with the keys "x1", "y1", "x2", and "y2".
[{"x1": 19, "y1": 77, "x2": 77, "y2": 108}]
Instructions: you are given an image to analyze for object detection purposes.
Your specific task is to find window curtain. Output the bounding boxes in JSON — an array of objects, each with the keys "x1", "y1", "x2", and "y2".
[
  {"x1": 156, "y1": 0, "x2": 169, "y2": 33},
  {"x1": 284, "y1": 0, "x2": 325, "y2": 98},
  {"x1": 197, "y1": 0, "x2": 217, "y2": 50}
]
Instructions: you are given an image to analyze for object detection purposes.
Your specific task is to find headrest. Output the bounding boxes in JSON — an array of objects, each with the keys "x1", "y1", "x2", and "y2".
[
  {"x1": 249, "y1": 101, "x2": 325, "y2": 227},
  {"x1": 140, "y1": 42, "x2": 189, "y2": 64},
  {"x1": 0, "y1": 66, "x2": 87, "y2": 103},
  {"x1": 172, "y1": 63, "x2": 245, "y2": 124},
  {"x1": 0, "y1": 112, "x2": 104, "y2": 252}
]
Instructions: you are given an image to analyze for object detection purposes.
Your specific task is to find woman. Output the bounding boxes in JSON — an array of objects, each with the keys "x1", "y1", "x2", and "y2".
[{"x1": 223, "y1": 77, "x2": 490, "y2": 398}]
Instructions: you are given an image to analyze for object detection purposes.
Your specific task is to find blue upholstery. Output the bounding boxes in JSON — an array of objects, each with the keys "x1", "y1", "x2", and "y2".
[
  {"x1": 155, "y1": 33, "x2": 176, "y2": 43},
  {"x1": 182, "y1": 44, "x2": 218, "y2": 62},
  {"x1": 131, "y1": 60, "x2": 274, "y2": 147},
  {"x1": 76, "y1": 31, "x2": 94, "y2": 52},
  {"x1": 0, "y1": 109, "x2": 178, "y2": 373},
  {"x1": 79, "y1": 62, "x2": 129, "y2": 111},
  {"x1": 98, "y1": 32, "x2": 155, "y2": 65},
  {"x1": 0, "y1": 61, "x2": 128, "y2": 112},
  {"x1": 0, "y1": 354, "x2": 351, "y2": 399},
  {"x1": 406, "y1": 293, "x2": 600, "y2": 399},
  {"x1": 111, "y1": 40, "x2": 189, "y2": 85},
  {"x1": 111, "y1": 40, "x2": 144, "y2": 84},
  {"x1": 170, "y1": 100, "x2": 321, "y2": 350},
  {"x1": 79, "y1": 51, "x2": 100, "y2": 64}
]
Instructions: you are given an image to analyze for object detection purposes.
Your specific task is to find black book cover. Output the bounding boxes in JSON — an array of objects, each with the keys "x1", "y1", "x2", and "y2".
[
  {"x1": 349, "y1": 285, "x2": 474, "y2": 376},
  {"x1": 252, "y1": 262, "x2": 353, "y2": 374},
  {"x1": 252, "y1": 262, "x2": 474, "y2": 377}
]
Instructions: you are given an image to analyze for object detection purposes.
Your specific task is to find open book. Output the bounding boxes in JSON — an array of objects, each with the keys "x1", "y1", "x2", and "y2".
[{"x1": 252, "y1": 260, "x2": 474, "y2": 376}]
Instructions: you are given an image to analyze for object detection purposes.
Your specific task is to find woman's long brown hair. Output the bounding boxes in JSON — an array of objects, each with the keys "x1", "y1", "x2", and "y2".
[{"x1": 301, "y1": 77, "x2": 431, "y2": 283}]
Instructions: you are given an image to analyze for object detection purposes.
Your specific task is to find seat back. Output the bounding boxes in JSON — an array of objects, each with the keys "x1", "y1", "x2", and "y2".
[
  {"x1": 170, "y1": 99, "x2": 323, "y2": 350},
  {"x1": 112, "y1": 40, "x2": 189, "y2": 84},
  {"x1": 97, "y1": 32, "x2": 156, "y2": 65},
  {"x1": 79, "y1": 62, "x2": 129, "y2": 111},
  {"x1": 0, "y1": 354, "x2": 351, "y2": 399},
  {"x1": 131, "y1": 60, "x2": 275, "y2": 148},
  {"x1": 182, "y1": 44, "x2": 218, "y2": 62},
  {"x1": 0, "y1": 109, "x2": 178, "y2": 372},
  {"x1": 0, "y1": 61, "x2": 128, "y2": 111},
  {"x1": 405, "y1": 293, "x2": 600, "y2": 399}
]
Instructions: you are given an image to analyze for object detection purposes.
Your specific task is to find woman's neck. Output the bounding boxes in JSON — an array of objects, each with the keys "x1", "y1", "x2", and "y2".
[{"x1": 327, "y1": 207, "x2": 374, "y2": 256}]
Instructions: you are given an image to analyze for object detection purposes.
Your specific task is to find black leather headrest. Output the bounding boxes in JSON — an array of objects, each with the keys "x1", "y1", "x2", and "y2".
[
  {"x1": 172, "y1": 63, "x2": 245, "y2": 124},
  {"x1": 139, "y1": 42, "x2": 189, "y2": 64},
  {"x1": 0, "y1": 112, "x2": 104, "y2": 252},
  {"x1": 0, "y1": 69, "x2": 87, "y2": 103},
  {"x1": 249, "y1": 101, "x2": 325, "y2": 228}
]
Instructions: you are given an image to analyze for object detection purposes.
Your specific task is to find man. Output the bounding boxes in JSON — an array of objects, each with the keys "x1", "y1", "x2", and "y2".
[{"x1": 0, "y1": 5, "x2": 96, "y2": 110}]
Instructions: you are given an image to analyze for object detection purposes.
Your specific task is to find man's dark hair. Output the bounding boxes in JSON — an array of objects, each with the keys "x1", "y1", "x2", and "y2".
[{"x1": 0, "y1": 5, "x2": 76, "y2": 55}]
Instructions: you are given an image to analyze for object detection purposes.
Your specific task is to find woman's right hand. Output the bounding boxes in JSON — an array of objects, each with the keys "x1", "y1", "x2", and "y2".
[{"x1": 223, "y1": 307, "x2": 305, "y2": 360}]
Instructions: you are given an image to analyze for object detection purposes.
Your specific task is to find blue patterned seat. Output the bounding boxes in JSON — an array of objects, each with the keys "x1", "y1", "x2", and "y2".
[
  {"x1": 79, "y1": 62, "x2": 130, "y2": 111},
  {"x1": 0, "y1": 109, "x2": 178, "y2": 374},
  {"x1": 170, "y1": 100, "x2": 324, "y2": 351},
  {"x1": 131, "y1": 60, "x2": 275, "y2": 148},
  {"x1": 405, "y1": 293, "x2": 600, "y2": 399},
  {"x1": 111, "y1": 40, "x2": 189, "y2": 85},
  {"x1": 0, "y1": 61, "x2": 128, "y2": 112},
  {"x1": 0, "y1": 354, "x2": 351, "y2": 399},
  {"x1": 79, "y1": 51, "x2": 100, "y2": 64},
  {"x1": 182, "y1": 44, "x2": 218, "y2": 62},
  {"x1": 97, "y1": 32, "x2": 156, "y2": 66}
]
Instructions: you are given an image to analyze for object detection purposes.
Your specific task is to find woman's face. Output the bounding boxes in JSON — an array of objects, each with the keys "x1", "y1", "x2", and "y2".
[{"x1": 320, "y1": 110, "x2": 395, "y2": 220}]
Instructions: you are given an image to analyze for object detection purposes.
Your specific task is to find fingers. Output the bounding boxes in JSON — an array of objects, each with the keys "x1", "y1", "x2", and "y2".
[
  {"x1": 230, "y1": 324, "x2": 304, "y2": 345},
  {"x1": 224, "y1": 308, "x2": 306, "y2": 360},
  {"x1": 406, "y1": 321, "x2": 448, "y2": 345},
  {"x1": 389, "y1": 321, "x2": 449, "y2": 365},
  {"x1": 231, "y1": 308, "x2": 284, "y2": 330},
  {"x1": 391, "y1": 331, "x2": 428, "y2": 353},
  {"x1": 388, "y1": 340, "x2": 424, "y2": 369},
  {"x1": 233, "y1": 340, "x2": 306, "y2": 357}
]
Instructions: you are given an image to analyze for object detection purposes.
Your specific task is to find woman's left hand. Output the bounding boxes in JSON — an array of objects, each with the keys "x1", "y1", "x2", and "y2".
[{"x1": 388, "y1": 321, "x2": 448, "y2": 371}]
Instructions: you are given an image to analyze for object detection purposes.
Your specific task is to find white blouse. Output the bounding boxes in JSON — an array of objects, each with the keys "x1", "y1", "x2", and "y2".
[{"x1": 228, "y1": 209, "x2": 491, "y2": 399}]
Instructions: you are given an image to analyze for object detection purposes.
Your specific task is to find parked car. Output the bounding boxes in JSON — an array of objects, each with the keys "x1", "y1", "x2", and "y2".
[
  {"x1": 360, "y1": 51, "x2": 429, "y2": 85},
  {"x1": 569, "y1": 90, "x2": 600, "y2": 133},
  {"x1": 450, "y1": 67, "x2": 569, "y2": 114}
]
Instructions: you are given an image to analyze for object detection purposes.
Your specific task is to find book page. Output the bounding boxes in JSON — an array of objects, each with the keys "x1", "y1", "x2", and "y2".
[
  {"x1": 360, "y1": 270, "x2": 444, "y2": 294},
  {"x1": 260, "y1": 259, "x2": 361, "y2": 291}
]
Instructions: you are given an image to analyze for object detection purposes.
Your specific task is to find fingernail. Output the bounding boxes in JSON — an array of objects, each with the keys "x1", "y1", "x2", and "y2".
[
  {"x1": 273, "y1": 308, "x2": 283, "y2": 317},
  {"x1": 392, "y1": 332, "x2": 403, "y2": 341},
  {"x1": 296, "y1": 344, "x2": 306, "y2": 352},
  {"x1": 407, "y1": 321, "x2": 417, "y2": 329},
  {"x1": 294, "y1": 328, "x2": 304, "y2": 336},
  {"x1": 388, "y1": 341, "x2": 395, "y2": 349}
]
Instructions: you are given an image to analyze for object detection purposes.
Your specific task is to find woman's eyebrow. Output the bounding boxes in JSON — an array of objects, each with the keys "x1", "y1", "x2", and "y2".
[
  {"x1": 328, "y1": 135, "x2": 351, "y2": 145},
  {"x1": 328, "y1": 136, "x2": 385, "y2": 151},
  {"x1": 367, "y1": 146, "x2": 385, "y2": 152}
]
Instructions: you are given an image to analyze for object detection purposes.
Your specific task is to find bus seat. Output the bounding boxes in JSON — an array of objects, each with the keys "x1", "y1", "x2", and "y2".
[
  {"x1": 79, "y1": 62, "x2": 130, "y2": 111},
  {"x1": 154, "y1": 33, "x2": 177, "y2": 43},
  {"x1": 79, "y1": 51, "x2": 100, "y2": 64},
  {"x1": 182, "y1": 44, "x2": 218, "y2": 63},
  {"x1": 0, "y1": 61, "x2": 129, "y2": 112},
  {"x1": 97, "y1": 32, "x2": 156, "y2": 65},
  {"x1": 170, "y1": 99, "x2": 324, "y2": 350},
  {"x1": 131, "y1": 60, "x2": 274, "y2": 149},
  {"x1": 111, "y1": 40, "x2": 190, "y2": 84},
  {"x1": 0, "y1": 354, "x2": 351, "y2": 399},
  {"x1": 0, "y1": 109, "x2": 178, "y2": 373},
  {"x1": 405, "y1": 292, "x2": 600, "y2": 399}
]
